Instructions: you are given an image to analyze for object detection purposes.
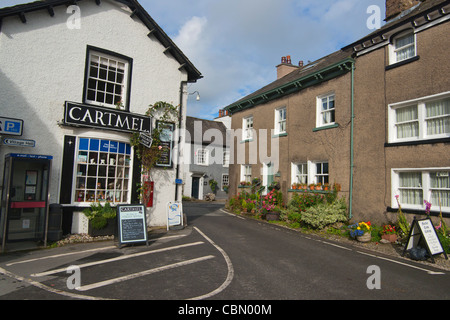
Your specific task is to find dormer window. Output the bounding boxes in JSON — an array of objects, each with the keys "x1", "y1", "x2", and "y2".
[{"x1": 389, "y1": 30, "x2": 416, "y2": 65}]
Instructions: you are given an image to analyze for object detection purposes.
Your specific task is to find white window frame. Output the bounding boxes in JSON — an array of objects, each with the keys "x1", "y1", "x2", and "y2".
[
  {"x1": 291, "y1": 161, "x2": 329, "y2": 186},
  {"x1": 316, "y1": 93, "x2": 335, "y2": 128},
  {"x1": 85, "y1": 50, "x2": 130, "y2": 110},
  {"x1": 389, "y1": 30, "x2": 417, "y2": 65},
  {"x1": 196, "y1": 148, "x2": 209, "y2": 166},
  {"x1": 221, "y1": 174, "x2": 229, "y2": 191},
  {"x1": 388, "y1": 91, "x2": 450, "y2": 143},
  {"x1": 291, "y1": 163, "x2": 308, "y2": 185},
  {"x1": 275, "y1": 107, "x2": 287, "y2": 134},
  {"x1": 242, "y1": 116, "x2": 254, "y2": 141},
  {"x1": 391, "y1": 168, "x2": 450, "y2": 213},
  {"x1": 223, "y1": 150, "x2": 230, "y2": 167},
  {"x1": 241, "y1": 165, "x2": 252, "y2": 183}
]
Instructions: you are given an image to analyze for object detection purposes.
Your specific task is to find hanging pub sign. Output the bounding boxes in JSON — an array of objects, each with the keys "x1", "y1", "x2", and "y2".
[
  {"x1": 117, "y1": 204, "x2": 149, "y2": 247},
  {"x1": 155, "y1": 121, "x2": 174, "y2": 168},
  {"x1": 64, "y1": 101, "x2": 151, "y2": 134},
  {"x1": 402, "y1": 217, "x2": 448, "y2": 263}
]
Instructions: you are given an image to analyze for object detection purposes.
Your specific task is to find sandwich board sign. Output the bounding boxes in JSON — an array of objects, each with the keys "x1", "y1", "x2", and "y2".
[
  {"x1": 117, "y1": 204, "x2": 148, "y2": 247},
  {"x1": 402, "y1": 217, "x2": 448, "y2": 263},
  {"x1": 167, "y1": 201, "x2": 183, "y2": 230}
]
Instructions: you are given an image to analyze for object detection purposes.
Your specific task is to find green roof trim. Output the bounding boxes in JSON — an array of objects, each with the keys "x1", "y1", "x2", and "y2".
[{"x1": 225, "y1": 57, "x2": 354, "y2": 114}]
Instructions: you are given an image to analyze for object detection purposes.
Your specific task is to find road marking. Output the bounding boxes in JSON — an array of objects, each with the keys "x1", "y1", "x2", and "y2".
[
  {"x1": 188, "y1": 227, "x2": 234, "y2": 300},
  {"x1": 317, "y1": 240, "x2": 352, "y2": 251},
  {"x1": 31, "y1": 241, "x2": 204, "y2": 277},
  {"x1": 220, "y1": 209, "x2": 245, "y2": 219},
  {"x1": 6, "y1": 246, "x2": 117, "y2": 266},
  {"x1": 356, "y1": 251, "x2": 446, "y2": 275},
  {"x1": 0, "y1": 267, "x2": 108, "y2": 300},
  {"x1": 76, "y1": 255, "x2": 215, "y2": 291},
  {"x1": 6, "y1": 235, "x2": 187, "y2": 267}
]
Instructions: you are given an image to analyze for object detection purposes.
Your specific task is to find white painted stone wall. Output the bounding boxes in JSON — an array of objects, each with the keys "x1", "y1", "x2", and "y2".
[{"x1": 0, "y1": 0, "x2": 190, "y2": 230}]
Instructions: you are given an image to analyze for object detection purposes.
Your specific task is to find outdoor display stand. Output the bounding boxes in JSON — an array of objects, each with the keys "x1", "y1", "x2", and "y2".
[
  {"x1": 1, "y1": 153, "x2": 52, "y2": 253},
  {"x1": 402, "y1": 217, "x2": 448, "y2": 263},
  {"x1": 167, "y1": 201, "x2": 183, "y2": 230},
  {"x1": 117, "y1": 204, "x2": 149, "y2": 248}
]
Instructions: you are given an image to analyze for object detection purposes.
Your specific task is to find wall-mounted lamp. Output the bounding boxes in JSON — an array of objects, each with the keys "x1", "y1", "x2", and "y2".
[{"x1": 189, "y1": 91, "x2": 200, "y2": 101}]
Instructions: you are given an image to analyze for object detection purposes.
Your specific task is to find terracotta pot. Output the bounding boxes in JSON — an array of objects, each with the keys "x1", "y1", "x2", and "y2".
[{"x1": 382, "y1": 234, "x2": 398, "y2": 243}]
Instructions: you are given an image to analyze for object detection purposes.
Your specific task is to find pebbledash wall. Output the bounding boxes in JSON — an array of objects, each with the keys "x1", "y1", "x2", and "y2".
[{"x1": 0, "y1": 0, "x2": 201, "y2": 233}]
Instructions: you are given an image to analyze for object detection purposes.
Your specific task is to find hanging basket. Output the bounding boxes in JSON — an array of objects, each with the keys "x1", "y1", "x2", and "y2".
[{"x1": 356, "y1": 232, "x2": 371, "y2": 242}]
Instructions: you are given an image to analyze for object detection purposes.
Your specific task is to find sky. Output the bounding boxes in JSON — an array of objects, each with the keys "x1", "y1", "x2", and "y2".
[{"x1": 1, "y1": 0, "x2": 386, "y2": 119}]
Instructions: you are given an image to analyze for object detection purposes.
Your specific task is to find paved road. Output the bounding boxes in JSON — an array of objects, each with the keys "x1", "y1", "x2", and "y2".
[{"x1": 0, "y1": 201, "x2": 449, "y2": 301}]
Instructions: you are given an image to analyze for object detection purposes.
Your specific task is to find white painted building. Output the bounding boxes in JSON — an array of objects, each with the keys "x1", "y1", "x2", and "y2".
[{"x1": 0, "y1": 0, "x2": 201, "y2": 248}]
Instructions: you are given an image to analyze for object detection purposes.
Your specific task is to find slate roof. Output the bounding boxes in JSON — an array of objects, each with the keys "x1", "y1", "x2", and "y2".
[
  {"x1": 0, "y1": 0, "x2": 202, "y2": 82},
  {"x1": 185, "y1": 116, "x2": 228, "y2": 146}
]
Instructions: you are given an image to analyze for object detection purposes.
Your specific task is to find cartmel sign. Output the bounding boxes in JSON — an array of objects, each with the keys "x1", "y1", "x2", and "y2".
[
  {"x1": 117, "y1": 204, "x2": 149, "y2": 248},
  {"x1": 64, "y1": 101, "x2": 151, "y2": 134}
]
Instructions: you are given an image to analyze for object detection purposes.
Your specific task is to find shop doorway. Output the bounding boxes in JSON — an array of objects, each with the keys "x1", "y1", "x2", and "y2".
[{"x1": 1, "y1": 154, "x2": 52, "y2": 252}]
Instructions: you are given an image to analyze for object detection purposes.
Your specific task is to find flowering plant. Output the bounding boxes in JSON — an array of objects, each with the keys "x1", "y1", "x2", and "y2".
[
  {"x1": 424, "y1": 200, "x2": 432, "y2": 216},
  {"x1": 262, "y1": 190, "x2": 277, "y2": 213},
  {"x1": 348, "y1": 221, "x2": 371, "y2": 238},
  {"x1": 381, "y1": 224, "x2": 397, "y2": 235}
]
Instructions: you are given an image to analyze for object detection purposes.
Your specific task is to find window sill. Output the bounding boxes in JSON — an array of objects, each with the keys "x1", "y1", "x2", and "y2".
[
  {"x1": 288, "y1": 189, "x2": 331, "y2": 194},
  {"x1": 313, "y1": 123, "x2": 339, "y2": 132},
  {"x1": 272, "y1": 132, "x2": 287, "y2": 138},
  {"x1": 387, "y1": 206, "x2": 450, "y2": 218},
  {"x1": 385, "y1": 137, "x2": 450, "y2": 147},
  {"x1": 385, "y1": 55, "x2": 420, "y2": 71}
]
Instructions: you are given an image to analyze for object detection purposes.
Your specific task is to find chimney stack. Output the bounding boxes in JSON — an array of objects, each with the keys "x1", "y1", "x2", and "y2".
[
  {"x1": 277, "y1": 55, "x2": 299, "y2": 80},
  {"x1": 385, "y1": 0, "x2": 421, "y2": 21}
]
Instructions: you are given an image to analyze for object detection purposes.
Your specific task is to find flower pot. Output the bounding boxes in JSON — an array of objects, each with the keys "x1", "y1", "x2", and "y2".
[
  {"x1": 356, "y1": 232, "x2": 371, "y2": 242},
  {"x1": 265, "y1": 212, "x2": 280, "y2": 221},
  {"x1": 381, "y1": 234, "x2": 398, "y2": 243}
]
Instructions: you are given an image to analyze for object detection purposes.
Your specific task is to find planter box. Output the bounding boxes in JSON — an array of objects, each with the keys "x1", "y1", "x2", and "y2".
[
  {"x1": 265, "y1": 213, "x2": 280, "y2": 221},
  {"x1": 88, "y1": 218, "x2": 117, "y2": 237},
  {"x1": 381, "y1": 234, "x2": 398, "y2": 243}
]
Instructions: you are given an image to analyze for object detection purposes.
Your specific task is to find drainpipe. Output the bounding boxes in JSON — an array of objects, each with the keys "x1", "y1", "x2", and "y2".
[
  {"x1": 349, "y1": 61, "x2": 355, "y2": 220},
  {"x1": 175, "y1": 81, "x2": 187, "y2": 201}
]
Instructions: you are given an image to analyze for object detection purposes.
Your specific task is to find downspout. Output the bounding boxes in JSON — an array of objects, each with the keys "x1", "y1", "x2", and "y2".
[
  {"x1": 349, "y1": 61, "x2": 355, "y2": 220},
  {"x1": 175, "y1": 81, "x2": 187, "y2": 201}
]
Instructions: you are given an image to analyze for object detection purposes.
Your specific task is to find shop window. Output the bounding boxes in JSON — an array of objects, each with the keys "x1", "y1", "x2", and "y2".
[{"x1": 74, "y1": 138, "x2": 131, "y2": 204}]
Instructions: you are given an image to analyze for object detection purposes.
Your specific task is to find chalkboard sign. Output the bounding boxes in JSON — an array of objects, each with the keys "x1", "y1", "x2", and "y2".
[
  {"x1": 117, "y1": 204, "x2": 148, "y2": 247},
  {"x1": 402, "y1": 217, "x2": 448, "y2": 263},
  {"x1": 155, "y1": 121, "x2": 174, "y2": 168}
]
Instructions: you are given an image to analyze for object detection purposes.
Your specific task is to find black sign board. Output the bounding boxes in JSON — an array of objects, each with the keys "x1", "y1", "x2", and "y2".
[
  {"x1": 117, "y1": 204, "x2": 148, "y2": 247},
  {"x1": 139, "y1": 132, "x2": 153, "y2": 148},
  {"x1": 64, "y1": 101, "x2": 151, "y2": 134},
  {"x1": 402, "y1": 217, "x2": 448, "y2": 263},
  {"x1": 155, "y1": 121, "x2": 175, "y2": 168}
]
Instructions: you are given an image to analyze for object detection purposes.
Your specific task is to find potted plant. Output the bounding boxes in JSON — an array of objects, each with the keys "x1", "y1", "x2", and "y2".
[
  {"x1": 381, "y1": 224, "x2": 398, "y2": 242},
  {"x1": 348, "y1": 221, "x2": 372, "y2": 242},
  {"x1": 262, "y1": 190, "x2": 279, "y2": 221},
  {"x1": 83, "y1": 202, "x2": 116, "y2": 236},
  {"x1": 315, "y1": 183, "x2": 322, "y2": 190}
]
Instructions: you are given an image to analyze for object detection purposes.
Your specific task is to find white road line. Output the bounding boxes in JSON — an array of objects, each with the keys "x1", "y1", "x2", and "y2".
[
  {"x1": 6, "y1": 246, "x2": 116, "y2": 266},
  {"x1": 317, "y1": 240, "x2": 352, "y2": 251},
  {"x1": 356, "y1": 251, "x2": 446, "y2": 275},
  {"x1": 220, "y1": 209, "x2": 245, "y2": 219},
  {"x1": 76, "y1": 255, "x2": 215, "y2": 291},
  {"x1": 188, "y1": 227, "x2": 234, "y2": 300},
  {"x1": 31, "y1": 241, "x2": 204, "y2": 277},
  {"x1": 6, "y1": 234, "x2": 187, "y2": 267},
  {"x1": 0, "y1": 267, "x2": 109, "y2": 300}
]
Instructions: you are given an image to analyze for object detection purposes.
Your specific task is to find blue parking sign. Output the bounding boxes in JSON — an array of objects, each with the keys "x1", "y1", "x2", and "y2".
[{"x1": 0, "y1": 117, "x2": 23, "y2": 136}]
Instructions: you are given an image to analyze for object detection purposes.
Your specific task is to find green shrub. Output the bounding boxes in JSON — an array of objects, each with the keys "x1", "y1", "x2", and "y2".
[
  {"x1": 83, "y1": 202, "x2": 116, "y2": 230},
  {"x1": 287, "y1": 192, "x2": 325, "y2": 212},
  {"x1": 301, "y1": 198, "x2": 348, "y2": 229}
]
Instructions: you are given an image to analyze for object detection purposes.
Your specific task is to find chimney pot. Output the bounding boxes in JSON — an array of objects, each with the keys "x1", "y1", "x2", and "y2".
[{"x1": 299, "y1": 61, "x2": 304, "y2": 67}]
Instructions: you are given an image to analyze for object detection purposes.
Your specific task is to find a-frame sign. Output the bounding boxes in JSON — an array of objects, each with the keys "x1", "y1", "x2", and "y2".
[{"x1": 402, "y1": 217, "x2": 448, "y2": 263}]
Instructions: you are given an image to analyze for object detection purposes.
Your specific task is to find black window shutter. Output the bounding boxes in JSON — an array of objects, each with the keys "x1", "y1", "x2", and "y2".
[{"x1": 60, "y1": 135, "x2": 76, "y2": 204}]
